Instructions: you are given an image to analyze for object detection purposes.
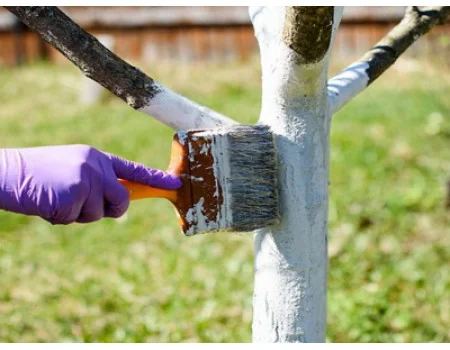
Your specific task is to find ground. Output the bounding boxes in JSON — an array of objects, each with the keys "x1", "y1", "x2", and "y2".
[{"x1": 0, "y1": 58, "x2": 449, "y2": 342}]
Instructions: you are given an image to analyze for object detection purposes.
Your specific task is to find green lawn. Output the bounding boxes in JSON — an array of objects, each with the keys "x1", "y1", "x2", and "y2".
[{"x1": 0, "y1": 58, "x2": 449, "y2": 342}]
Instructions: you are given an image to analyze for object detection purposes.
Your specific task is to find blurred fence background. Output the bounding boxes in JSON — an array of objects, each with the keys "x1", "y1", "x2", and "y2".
[{"x1": 1, "y1": 6, "x2": 449, "y2": 66}]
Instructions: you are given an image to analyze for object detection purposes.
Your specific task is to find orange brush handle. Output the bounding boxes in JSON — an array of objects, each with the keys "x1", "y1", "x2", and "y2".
[
  {"x1": 118, "y1": 179, "x2": 178, "y2": 202},
  {"x1": 117, "y1": 140, "x2": 186, "y2": 204}
]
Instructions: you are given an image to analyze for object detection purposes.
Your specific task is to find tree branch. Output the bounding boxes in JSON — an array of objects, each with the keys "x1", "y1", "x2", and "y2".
[
  {"x1": 5, "y1": 6, "x2": 236, "y2": 130},
  {"x1": 328, "y1": 6, "x2": 450, "y2": 115}
]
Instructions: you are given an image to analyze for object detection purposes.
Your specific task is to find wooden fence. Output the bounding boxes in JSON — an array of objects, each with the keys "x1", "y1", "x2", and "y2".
[{"x1": 1, "y1": 7, "x2": 449, "y2": 66}]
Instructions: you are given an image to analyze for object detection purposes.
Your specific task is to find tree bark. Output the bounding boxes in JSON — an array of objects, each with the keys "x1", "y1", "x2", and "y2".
[
  {"x1": 328, "y1": 6, "x2": 450, "y2": 114},
  {"x1": 5, "y1": 6, "x2": 235, "y2": 130},
  {"x1": 250, "y1": 6, "x2": 343, "y2": 342}
]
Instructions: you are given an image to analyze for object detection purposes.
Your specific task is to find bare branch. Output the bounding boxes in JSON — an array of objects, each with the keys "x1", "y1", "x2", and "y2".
[
  {"x1": 328, "y1": 6, "x2": 450, "y2": 115},
  {"x1": 5, "y1": 6, "x2": 236, "y2": 130}
]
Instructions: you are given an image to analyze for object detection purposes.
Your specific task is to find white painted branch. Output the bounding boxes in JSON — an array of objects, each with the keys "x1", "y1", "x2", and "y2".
[
  {"x1": 327, "y1": 62, "x2": 370, "y2": 114},
  {"x1": 6, "y1": 6, "x2": 236, "y2": 131},
  {"x1": 251, "y1": 6, "x2": 343, "y2": 342},
  {"x1": 328, "y1": 6, "x2": 450, "y2": 115},
  {"x1": 139, "y1": 85, "x2": 237, "y2": 130}
]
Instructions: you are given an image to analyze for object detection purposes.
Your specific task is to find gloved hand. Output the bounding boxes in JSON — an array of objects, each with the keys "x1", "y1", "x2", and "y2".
[{"x1": 0, "y1": 145, "x2": 181, "y2": 224}]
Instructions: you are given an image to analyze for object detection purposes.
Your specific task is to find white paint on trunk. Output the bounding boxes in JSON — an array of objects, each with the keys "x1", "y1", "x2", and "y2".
[
  {"x1": 331, "y1": 7, "x2": 344, "y2": 44},
  {"x1": 250, "y1": 6, "x2": 343, "y2": 342},
  {"x1": 249, "y1": 6, "x2": 286, "y2": 74},
  {"x1": 327, "y1": 61, "x2": 370, "y2": 115},
  {"x1": 139, "y1": 84, "x2": 236, "y2": 130}
]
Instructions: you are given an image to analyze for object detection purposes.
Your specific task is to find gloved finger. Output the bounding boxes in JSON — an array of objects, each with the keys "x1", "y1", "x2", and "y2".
[
  {"x1": 46, "y1": 216, "x2": 79, "y2": 226},
  {"x1": 106, "y1": 153, "x2": 182, "y2": 190},
  {"x1": 46, "y1": 208, "x2": 82, "y2": 225},
  {"x1": 103, "y1": 179, "x2": 130, "y2": 218},
  {"x1": 76, "y1": 187, "x2": 105, "y2": 224},
  {"x1": 46, "y1": 191, "x2": 85, "y2": 225}
]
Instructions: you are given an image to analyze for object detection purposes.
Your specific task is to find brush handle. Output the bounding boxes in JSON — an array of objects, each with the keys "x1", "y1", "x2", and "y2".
[
  {"x1": 117, "y1": 137, "x2": 186, "y2": 204},
  {"x1": 118, "y1": 179, "x2": 178, "y2": 202}
]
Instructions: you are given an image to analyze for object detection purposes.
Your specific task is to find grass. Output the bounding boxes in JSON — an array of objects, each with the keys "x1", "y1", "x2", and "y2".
[{"x1": 0, "y1": 57, "x2": 449, "y2": 342}]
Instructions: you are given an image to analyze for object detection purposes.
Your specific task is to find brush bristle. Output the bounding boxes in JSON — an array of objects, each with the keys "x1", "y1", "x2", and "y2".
[
  {"x1": 215, "y1": 124, "x2": 280, "y2": 231},
  {"x1": 179, "y1": 124, "x2": 280, "y2": 235}
]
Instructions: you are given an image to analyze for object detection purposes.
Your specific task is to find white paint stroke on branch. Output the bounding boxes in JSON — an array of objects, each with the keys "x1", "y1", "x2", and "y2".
[
  {"x1": 327, "y1": 6, "x2": 450, "y2": 115},
  {"x1": 327, "y1": 62, "x2": 370, "y2": 114},
  {"x1": 5, "y1": 6, "x2": 236, "y2": 131},
  {"x1": 139, "y1": 84, "x2": 237, "y2": 130}
]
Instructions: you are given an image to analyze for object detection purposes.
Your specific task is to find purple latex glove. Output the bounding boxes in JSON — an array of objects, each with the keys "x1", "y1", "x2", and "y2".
[{"x1": 0, "y1": 145, "x2": 181, "y2": 224}]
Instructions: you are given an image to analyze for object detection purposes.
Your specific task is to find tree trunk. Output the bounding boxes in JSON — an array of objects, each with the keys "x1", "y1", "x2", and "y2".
[
  {"x1": 251, "y1": 6, "x2": 449, "y2": 342},
  {"x1": 251, "y1": 7, "x2": 341, "y2": 342},
  {"x1": 253, "y1": 73, "x2": 330, "y2": 342}
]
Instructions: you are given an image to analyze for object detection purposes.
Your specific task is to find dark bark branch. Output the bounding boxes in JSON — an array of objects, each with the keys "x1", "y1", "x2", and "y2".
[
  {"x1": 5, "y1": 6, "x2": 160, "y2": 110},
  {"x1": 283, "y1": 6, "x2": 334, "y2": 64},
  {"x1": 328, "y1": 6, "x2": 450, "y2": 114},
  {"x1": 4, "y1": 6, "x2": 236, "y2": 129},
  {"x1": 362, "y1": 6, "x2": 450, "y2": 84}
]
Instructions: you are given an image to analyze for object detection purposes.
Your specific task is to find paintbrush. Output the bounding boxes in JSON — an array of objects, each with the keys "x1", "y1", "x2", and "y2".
[{"x1": 119, "y1": 124, "x2": 280, "y2": 235}]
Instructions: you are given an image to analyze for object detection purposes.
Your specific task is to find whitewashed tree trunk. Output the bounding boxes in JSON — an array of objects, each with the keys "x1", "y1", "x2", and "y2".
[
  {"x1": 250, "y1": 7, "x2": 342, "y2": 342},
  {"x1": 249, "y1": 6, "x2": 449, "y2": 342}
]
